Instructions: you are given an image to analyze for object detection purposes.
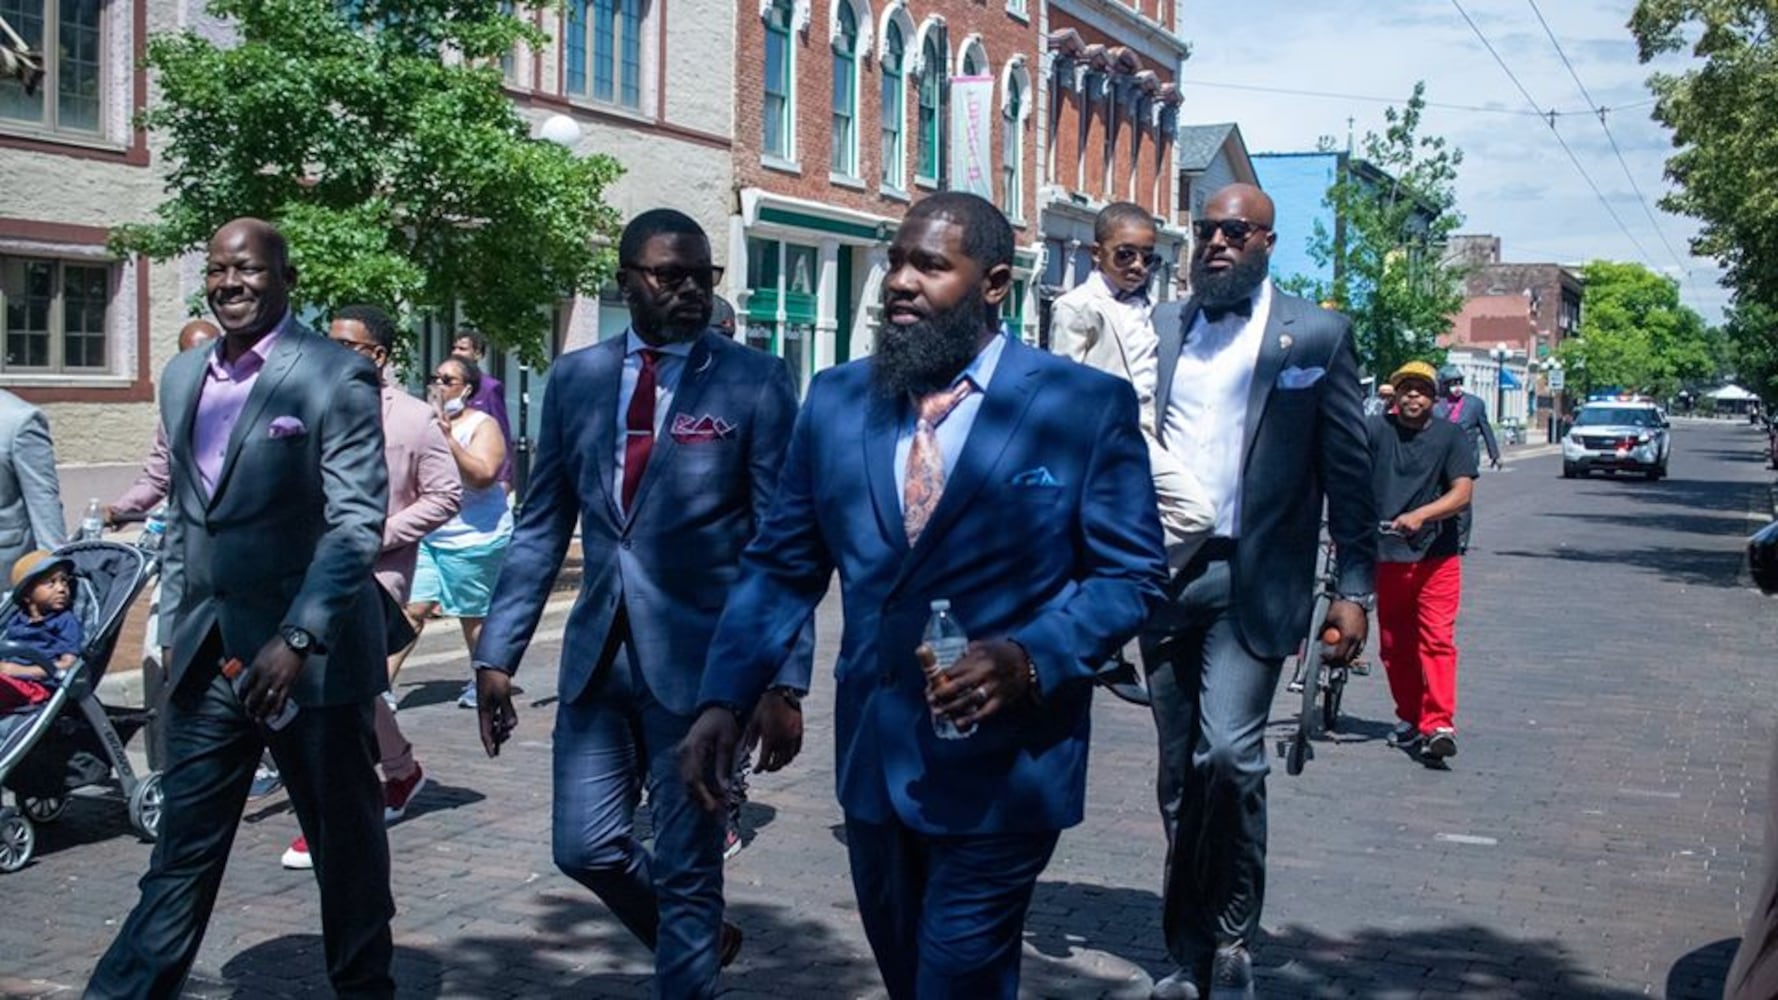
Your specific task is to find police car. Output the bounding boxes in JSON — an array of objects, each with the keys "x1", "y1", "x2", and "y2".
[{"x1": 1561, "y1": 399, "x2": 1671, "y2": 480}]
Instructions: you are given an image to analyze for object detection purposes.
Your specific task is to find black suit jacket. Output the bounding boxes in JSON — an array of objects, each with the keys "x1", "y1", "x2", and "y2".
[{"x1": 1150, "y1": 285, "x2": 1376, "y2": 659}]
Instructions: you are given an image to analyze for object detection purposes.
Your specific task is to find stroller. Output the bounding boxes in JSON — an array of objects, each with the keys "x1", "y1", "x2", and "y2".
[{"x1": 0, "y1": 537, "x2": 165, "y2": 872}]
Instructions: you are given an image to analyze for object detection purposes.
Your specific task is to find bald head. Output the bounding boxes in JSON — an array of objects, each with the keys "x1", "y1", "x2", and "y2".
[
  {"x1": 177, "y1": 319, "x2": 220, "y2": 352},
  {"x1": 205, "y1": 217, "x2": 295, "y2": 344},
  {"x1": 1202, "y1": 183, "x2": 1275, "y2": 230}
]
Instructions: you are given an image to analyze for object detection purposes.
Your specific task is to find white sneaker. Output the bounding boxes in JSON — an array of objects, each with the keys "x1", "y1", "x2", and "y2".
[
  {"x1": 381, "y1": 690, "x2": 399, "y2": 713},
  {"x1": 281, "y1": 835, "x2": 312, "y2": 870}
]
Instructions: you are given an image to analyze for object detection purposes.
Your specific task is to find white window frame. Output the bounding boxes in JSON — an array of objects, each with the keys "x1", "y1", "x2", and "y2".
[
  {"x1": 877, "y1": 10, "x2": 913, "y2": 194},
  {"x1": 830, "y1": 0, "x2": 860, "y2": 179},
  {"x1": 762, "y1": 0, "x2": 798, "y2": 166},
  {"x1": 1000, "y1": 58, "x2": 1030, "y2": 224}
]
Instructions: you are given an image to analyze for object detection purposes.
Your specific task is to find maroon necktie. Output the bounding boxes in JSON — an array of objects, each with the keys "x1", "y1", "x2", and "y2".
[{"x1": 622, "y1": 349, "x2": 659, "y2": 512}]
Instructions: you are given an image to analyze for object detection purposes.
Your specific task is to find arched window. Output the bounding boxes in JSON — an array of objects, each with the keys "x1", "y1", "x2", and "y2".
[
  {"x1": 881, "y1": 22, "x2": 906, "y2": 188},
  {"x1": 916, "y1": 33, "x2": 944, "y2": 183},
  {"x1": 832, "y1": 3, "x2": 859, "y2": 176},
  {"x1": 1002, "y1": 71, "x2": 1023, "y2": 219},
  {"x1": 764, "y1": 0, "x2": 795, "y2": 160}
]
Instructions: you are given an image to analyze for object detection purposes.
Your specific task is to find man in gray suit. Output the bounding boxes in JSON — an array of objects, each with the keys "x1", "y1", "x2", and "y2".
[
  {"x1": 1143, "y1": 184, "x2": 1377, "y2": 1000},
  {"x1": 89, "y1": 218, "x2": 396, "y2": 999},
  {"x1": 0, "y1": 388, "x2": 66, "y2": 576},
  {"x1": 472, "y1": 209, "x2": 809, "y2": 999}
]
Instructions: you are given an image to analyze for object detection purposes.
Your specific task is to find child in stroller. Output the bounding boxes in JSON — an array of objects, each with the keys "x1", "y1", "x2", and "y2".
[
  {"x1": 0, "y1": 538, "x2": 164, "y2": 873},
  {"x1": 0, "y1": 550, "x2": 83, "y2": 711}
]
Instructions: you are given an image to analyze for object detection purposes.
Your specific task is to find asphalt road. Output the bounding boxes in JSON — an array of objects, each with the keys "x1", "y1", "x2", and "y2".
[{"x1": 3, "y1": 418, "x2": 1775, "y2": 999}]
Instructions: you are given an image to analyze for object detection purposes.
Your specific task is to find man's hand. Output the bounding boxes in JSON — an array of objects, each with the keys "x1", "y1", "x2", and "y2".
[
  {"x1": 1390, "y1": 511, "x2": 1428, "y2": 537},
  {"x1": 241, "y1": 635, "x2": 306, "y2": 723},
  {"x1": 925, "y1": 638, "x2": 1033, "y2": 731},
  {"x1": 1489, "y1": 455, "x2": 1502, "y2": 470},
  {"x1": 101, "y1": 504, "x2": 118, "y2": 529},
  {"x1": 1319, "y1": 600, "x2": 1369, "y2": 665},
  {"x1": 476, "y1": 668, "x2": 517, "y2": 757},
  {"x1": 680, "y1": 707, "x2": 742, "y2": 813},
  {"x1": 743, "y1": 689, "x2": 803, "y2": 773}
]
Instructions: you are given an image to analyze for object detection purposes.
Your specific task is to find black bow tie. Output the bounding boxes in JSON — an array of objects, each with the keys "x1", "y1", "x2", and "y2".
[
  {"x1": 1114, "y1": 288, "x2": 1150, "y2": 306},
  {"x1": 1202, "y1": 298, "x2": 1253, "y2": 323}
]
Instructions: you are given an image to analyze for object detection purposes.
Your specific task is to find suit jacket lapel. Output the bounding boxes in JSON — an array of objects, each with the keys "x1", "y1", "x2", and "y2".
[
  {"x1": 1240, "y1": 291, "x2": 1295, "y2": 470},
  {"x1": 1153, "y1": 299, "x2": 1188, "y2": 436},
  {"x1": 586, "y1": 340, "x2": 623, "y2": 526},
  {"x1": 624, "y1": 333, "x2": 716, "y2": 525},
  {"x1": 893, "y1": 339, "x2": 1041, "y2": 591},
  {"x1": 864, "y1": 389, "x2": 908, "y2": 554},
  {"x1": 165, "y1": 349, "x2": 207, "y2": 506},
  {"x1": 209, "y1": 327, "x2": 304, "y2": 511}
]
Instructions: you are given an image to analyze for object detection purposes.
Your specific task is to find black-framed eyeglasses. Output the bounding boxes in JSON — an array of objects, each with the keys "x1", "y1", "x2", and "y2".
[
  {"x1": 426, "y1": 374, "x2": 464, "y2": 386},
  {"x1": 1192, "y1": 218, "x2": 1270, "y2": 247},
  {"x1": 332, "y1": 338, "x2": 381, "y2": 358},
  {"x1": 624, "y1": 264, "x2": 725, "y2": 289},
  {"x1": 1111, "y1": 245, "x2": 1163, "y2": 269}
]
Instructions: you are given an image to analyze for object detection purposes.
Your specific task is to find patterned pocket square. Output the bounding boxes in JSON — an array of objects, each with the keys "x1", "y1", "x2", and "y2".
[
  {"x1": 267, "y1": 415, "x2": 307, "y2": 439},
  {"x1": 670, "y1": 413, "x2": 736, "y2": 443},
  {"x1": 1010, "y1": 466, "x2": 1061, "y2": 488},
  {"x1": 1276, "y1": 366, "x2": 1326, "y2": 390}
]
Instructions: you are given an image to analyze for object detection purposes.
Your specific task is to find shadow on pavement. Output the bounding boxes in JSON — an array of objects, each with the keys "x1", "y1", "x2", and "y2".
[
  {"x1": 1494, "y1": 545, "x2": 1745, "y2": 589},
  {"x1": 24, "y1": 792, "x2": 137, "y2": 861},
  {"x1": 1256, "y1": 923, "x2": 1649, "y2": 999},
  {"x1": 1542, "y1": 509, "x2": 1761, "y2": 540},
  {"x1": 395, "y1": 679, "x2": 468, "y2": 711},
  {"x1": 1666, "y1": 937, "x2": 1736, "y2": 1000},
  {"x1": 202, "y1": 893, "x2": 883, "y2": 999}
]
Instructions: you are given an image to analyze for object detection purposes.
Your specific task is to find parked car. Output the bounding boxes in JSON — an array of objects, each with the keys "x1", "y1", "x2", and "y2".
[{"x1": 1562, "y1": 401, "x2": 1671, "y2": 480}]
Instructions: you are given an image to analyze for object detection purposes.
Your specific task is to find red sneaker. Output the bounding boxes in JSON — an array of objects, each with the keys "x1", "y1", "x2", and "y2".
[
  {"x1": 281, "y1": 835, "x2": 312, "y2": 870},
  {"x1": 383, "y1": 765, "x2": 429, "y2": 824}
]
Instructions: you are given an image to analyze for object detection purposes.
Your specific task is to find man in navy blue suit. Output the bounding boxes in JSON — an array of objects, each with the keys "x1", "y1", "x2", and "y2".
[
  {"x1": 470, "y1": 209, "x2": 810, "y2": 1000},
  {"x1": 682, "y1": 193, "x2": 1168, "y2": 998}
]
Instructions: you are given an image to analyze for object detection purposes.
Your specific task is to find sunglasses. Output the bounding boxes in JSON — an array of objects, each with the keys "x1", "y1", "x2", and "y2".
[
  {"x1": 426, "y1": 375, "x2": 464, "y2": 386},
  {"x1": 626, "y1": 264, "x2": 725, "y2": 288},
  {"x1": 1192, "y1": 218, "x2": 1270, "y2": 247},
  {"x1": 1111, "y1": 245, "x2": 1163, "y2": 269}
]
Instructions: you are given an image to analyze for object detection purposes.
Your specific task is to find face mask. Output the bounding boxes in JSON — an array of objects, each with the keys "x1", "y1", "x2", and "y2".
[{"x1": 442, "y1": 396, "x2": 466, "y2": 417}]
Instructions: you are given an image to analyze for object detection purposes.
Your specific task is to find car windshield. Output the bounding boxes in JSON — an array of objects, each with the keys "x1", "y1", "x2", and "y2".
[{"x1": 1575, "y1": 407, "x2": 1658, "y2": 428}]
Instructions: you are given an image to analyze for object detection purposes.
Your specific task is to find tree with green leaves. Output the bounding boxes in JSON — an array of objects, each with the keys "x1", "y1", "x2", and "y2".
[
  {"x1": 1557, "y1": 260, "x2": 1720, "y2": 398},
  {"x1": 1722, "y1": 299, "x2": 1778, "y2": 401},
  {"x1": 1285, "y1": 83, "x2": 1467, "y2": 379},
  {"x1": 114, "y1": 0, "x2": 622, "y2": 363}
]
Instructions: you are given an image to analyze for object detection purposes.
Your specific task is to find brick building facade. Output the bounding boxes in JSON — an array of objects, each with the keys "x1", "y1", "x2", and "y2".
[
  {"x1": 728, "y1": 0, "x2": 1044, "y2": 389},
  {"x1": 1443, "y1": 234, "x2": 1583, "y2": 361}
]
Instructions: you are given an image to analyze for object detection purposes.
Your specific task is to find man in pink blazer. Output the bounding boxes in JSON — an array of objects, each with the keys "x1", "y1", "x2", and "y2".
[{"x1": 283, "y1": 304, "x2": 462, "y2": 869}]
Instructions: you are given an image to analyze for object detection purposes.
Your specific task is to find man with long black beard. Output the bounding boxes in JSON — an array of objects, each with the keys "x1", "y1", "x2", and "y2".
[
  {"x1": 682, "y1": 192, "x2": 1167, "y2": 998},
  {"x1": 1143, "y1": 183, "x2": 1377, "y2": 1000}
]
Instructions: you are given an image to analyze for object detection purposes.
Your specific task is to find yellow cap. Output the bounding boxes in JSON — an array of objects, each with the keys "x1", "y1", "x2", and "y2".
[
  {"x1": 1389, "y1": 361, "x2": 1441, "y2": 392},
  {"x1": 9, "y1": 549, "x2": 71, "y2": 596}
]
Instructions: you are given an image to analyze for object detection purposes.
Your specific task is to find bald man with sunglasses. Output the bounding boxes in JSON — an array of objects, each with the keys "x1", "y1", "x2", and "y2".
[{"x1": 1051, "y1": 202, "x2": 1214, "y2": 549}]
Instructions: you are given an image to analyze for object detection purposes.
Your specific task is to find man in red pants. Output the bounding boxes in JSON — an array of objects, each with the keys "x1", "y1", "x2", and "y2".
[{"x1": 1369, "y1": 361, "x2": 1476, "y2": 763}]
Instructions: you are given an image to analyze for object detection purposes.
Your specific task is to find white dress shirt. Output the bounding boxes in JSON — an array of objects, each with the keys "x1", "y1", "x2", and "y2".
[
  {"x1": 1163, "y1": 279, "x2": 1274, "y2": 537},
  {"x1": 893, "y1": 333, "x2": 1007, "y2": 508},
  {"x1": 614, "y1": 329, "x2": 696, "y2": 511}
]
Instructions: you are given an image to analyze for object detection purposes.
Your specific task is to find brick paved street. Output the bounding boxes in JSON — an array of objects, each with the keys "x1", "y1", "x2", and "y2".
[{"x1": 4, "y1": 419, "x2": 1775, "y2": 998}]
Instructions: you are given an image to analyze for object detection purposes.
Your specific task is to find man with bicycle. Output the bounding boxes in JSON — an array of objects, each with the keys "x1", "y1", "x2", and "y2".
[{"x1": 1369, "y1": 361, "x2": 1476, "y2": 763}]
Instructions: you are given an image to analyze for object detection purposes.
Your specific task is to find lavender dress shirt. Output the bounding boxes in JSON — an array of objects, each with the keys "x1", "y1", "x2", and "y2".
[{"x1": 191, "y1": 319, "x2": 286, "y2": 498}]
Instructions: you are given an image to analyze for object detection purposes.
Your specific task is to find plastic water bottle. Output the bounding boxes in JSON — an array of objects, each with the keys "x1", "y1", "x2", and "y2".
[
  {"x1": 79, "y1": 498, "x2": 103, "y2": 541},
  {"x1": 921, "y1": 599, "x2": 974, "y2": 740},
  {"x1": 141, "y1": 504, "x2": 168, "y2": 553}
]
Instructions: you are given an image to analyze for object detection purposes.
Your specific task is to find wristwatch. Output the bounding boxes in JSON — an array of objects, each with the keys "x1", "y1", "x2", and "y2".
[
  {"x1": 280, "y1": 625, "x2": 317, "y2": 656},
  {"x1": 1333, "y1": 593, "x2": 1377, "y2": 611},
  {"x1": 766, "y1": 686, "x2": 804, "y2": 711}
]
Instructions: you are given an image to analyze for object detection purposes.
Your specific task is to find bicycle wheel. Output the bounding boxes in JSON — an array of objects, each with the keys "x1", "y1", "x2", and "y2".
[{"x1": 1322, "y1": 667, "x2": 1345, "y2": 733}]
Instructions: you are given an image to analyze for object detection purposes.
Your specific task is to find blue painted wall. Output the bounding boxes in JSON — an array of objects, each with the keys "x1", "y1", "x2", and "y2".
[{"x1": 1252, "y1": 152, "x2": 1341, "y2": 293}]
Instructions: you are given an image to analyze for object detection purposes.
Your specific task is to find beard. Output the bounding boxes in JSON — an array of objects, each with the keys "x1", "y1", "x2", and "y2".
[
  {"x1": 1190, "y1": 250, "x2": 1269, "y2": 309},
  {"x1": 872, "y1": 291, "x2": 989, "y2": 398}
]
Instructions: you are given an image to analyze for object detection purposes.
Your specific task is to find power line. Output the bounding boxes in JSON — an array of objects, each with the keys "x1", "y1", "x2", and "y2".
[
  {"x1": 1175, "y1": 79, "x2": 1651, "y2": 120},
  {"x1": 1524, "y1": 0, "x2": 1694, "y2": 287},
  {"x1": 1448, "y1": 0, "x2": 1659, "y2": 266}
]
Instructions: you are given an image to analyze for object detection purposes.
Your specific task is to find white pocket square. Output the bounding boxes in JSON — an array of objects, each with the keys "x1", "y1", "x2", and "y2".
[{"x1": 1276, "y1": 366, "x2": 1326, "y2": 390}]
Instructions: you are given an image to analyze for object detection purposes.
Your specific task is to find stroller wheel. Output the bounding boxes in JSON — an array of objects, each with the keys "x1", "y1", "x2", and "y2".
[
  {"x1": 0, "y1": 807, "x2": 34, "y2": 873},
  {"x1": 128, "y1": 772, "x2": 163, "y2": 842},
  {"x1": 23, "y1": 796, "x2": 66, "y2": 824}
]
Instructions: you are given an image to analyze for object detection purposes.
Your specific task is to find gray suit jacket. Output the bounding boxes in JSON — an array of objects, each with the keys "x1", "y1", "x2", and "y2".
[
  {"x1": 158, "y1": 323, "x2": 391, "y2": 706},
  {"x1": 0, "y1": 389, "x2": 67, "y2": 578},
  {"x1": 1150, "y1": 286, "x2": 1377, "y2": 659},
  {"x1": 476, "y1": 330, "x2": 812, "y2": 715}
]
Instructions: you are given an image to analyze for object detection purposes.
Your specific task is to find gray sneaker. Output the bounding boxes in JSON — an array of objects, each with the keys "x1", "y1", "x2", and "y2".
[
  {"x1": 457, "y1": 680, "x2": 478, "y2": 710},
  {"x1": 1422, "y1": 728, "x2": 1457, "y2": 760},
  {"x1": 1386, "y1": 721, "x2": 1422, "y2": 748},
  {"x1": 248, "y1": 761, "x2": 283, "y2": 799}
]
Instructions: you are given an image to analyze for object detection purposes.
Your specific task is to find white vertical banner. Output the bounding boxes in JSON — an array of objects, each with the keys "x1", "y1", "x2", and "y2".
[{"x1": 948, "y1": 75, "x2": 995, "y2": 198}]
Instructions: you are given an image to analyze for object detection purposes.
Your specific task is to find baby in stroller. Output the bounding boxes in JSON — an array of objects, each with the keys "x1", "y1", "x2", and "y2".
[{"x1": 0, "y1": 551, "x2": 82, "y2": 712}]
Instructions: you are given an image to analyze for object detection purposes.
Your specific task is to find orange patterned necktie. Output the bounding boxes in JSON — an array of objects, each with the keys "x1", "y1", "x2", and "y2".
[{"x1": 903, "y1": 380, "x2": 975, "y2": 544}]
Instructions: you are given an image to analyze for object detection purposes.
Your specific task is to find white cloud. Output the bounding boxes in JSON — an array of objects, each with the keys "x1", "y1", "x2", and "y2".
[{"x1": 1179, "y1": 0, "x2": 1730, "y2": 320}]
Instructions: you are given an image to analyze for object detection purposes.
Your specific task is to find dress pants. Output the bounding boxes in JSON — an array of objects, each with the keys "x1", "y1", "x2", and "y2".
[
  {"x1": 550, "y1": 631, "x2": 725, "y2": 1000},
  {"x1": 1139, "y1": 557, "x2": 1284, "y2": 969},
  {"x1": 1376, "y1": 555, "x2": 1462, "y2": 734},
  {"x1": 87, "y1": 662, "x2": 393, "y2": 999},
  {"x1": 844, "y1": 813, "x2": 1059, "y2": 1000}
]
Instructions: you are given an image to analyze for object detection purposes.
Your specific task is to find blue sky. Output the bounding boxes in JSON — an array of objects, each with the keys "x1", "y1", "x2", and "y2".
[{"x1": 1179, "y1": 0, "x2": 1729, "y2": 320}]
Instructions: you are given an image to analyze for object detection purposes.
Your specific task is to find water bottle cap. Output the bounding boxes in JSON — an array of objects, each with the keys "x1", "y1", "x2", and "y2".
[{"x1": 929, "y1": 599, "x2": 950, "y2": 611}]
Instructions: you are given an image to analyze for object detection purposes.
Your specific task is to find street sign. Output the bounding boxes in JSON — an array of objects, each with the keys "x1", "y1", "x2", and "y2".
[{"x1": 1548, "y1": 368, "x2": 1566, "y2": 391}]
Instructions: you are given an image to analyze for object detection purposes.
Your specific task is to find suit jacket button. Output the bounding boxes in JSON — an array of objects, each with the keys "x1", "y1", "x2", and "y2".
[{"x1": 621, "y1": 538, "x2": 632, "y2": 550}]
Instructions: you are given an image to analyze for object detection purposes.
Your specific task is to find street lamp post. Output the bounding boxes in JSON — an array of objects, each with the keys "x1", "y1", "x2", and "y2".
[
  {"x1": 513, "y1": 113, "x2": 586, "y2": 501},
  {"x1": 1491, "y1": 342, "x2": 1510, "y2": 424}
]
